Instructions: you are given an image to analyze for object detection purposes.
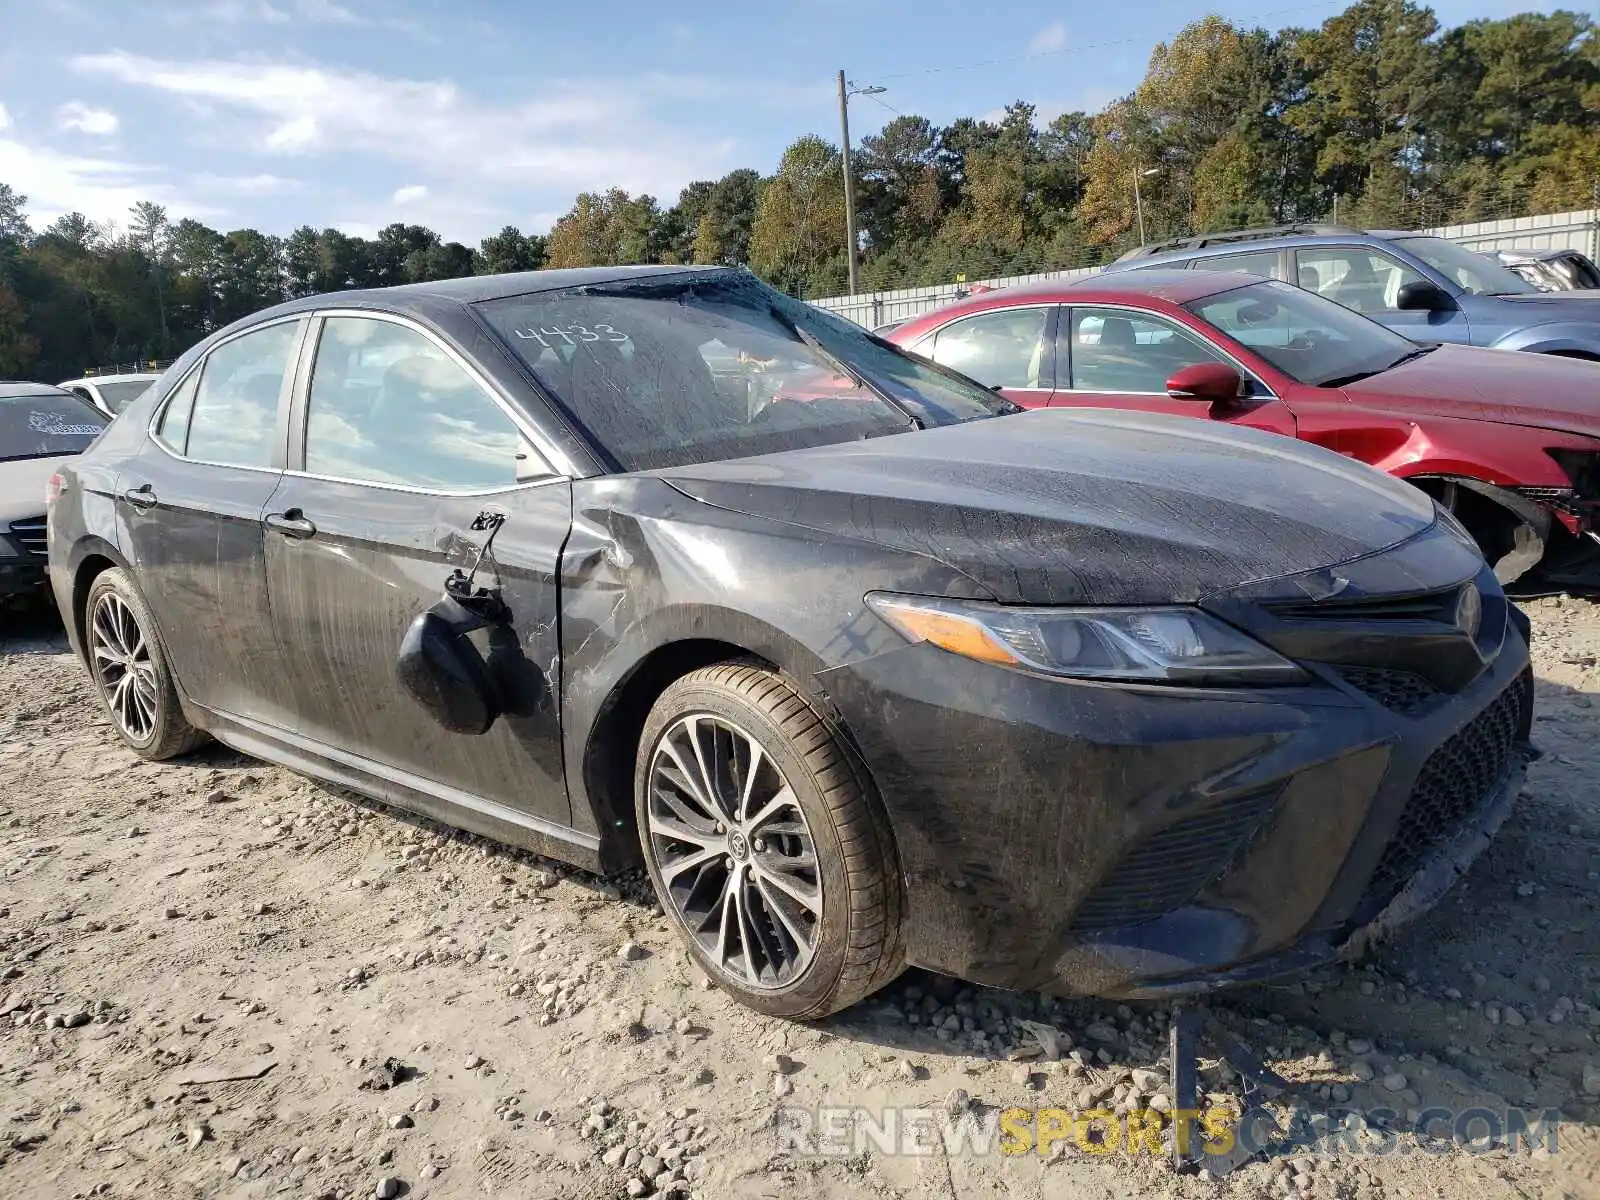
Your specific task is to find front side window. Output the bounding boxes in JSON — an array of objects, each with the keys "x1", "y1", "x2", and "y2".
[
  {"x1": 1187, "y1": 280, "x2": 1418, "y2": 387},
  {"x1": 184, "y1": 321, "x2": 300, "y2": 467},
  {"x1": 477, "y1": 271, "x2": 1009, "y2": 473},
  {"x1": 1391, "y1": 236, "x2": 1537, "y2": 296},
  {"x1": 1067, "y1": 309, "x2": 1230, "y2": 393},
  {"x1": 305, "y1": 317, "x2": 533, "y2": 491},
  {"x1": 928, "y1": 307, "x2": 1051, "y2": 390},
  {"x1": 1295, "y1": 247, "x2": 1424, "y2": 315}
]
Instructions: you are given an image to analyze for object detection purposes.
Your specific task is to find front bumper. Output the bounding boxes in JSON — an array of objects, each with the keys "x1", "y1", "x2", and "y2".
[
  {"x1": 0, "y1": 555, "x2": 48, "y2": 598},
  {"x1": 819, "y1": 570, "x2": 1533, "y2": 999}
]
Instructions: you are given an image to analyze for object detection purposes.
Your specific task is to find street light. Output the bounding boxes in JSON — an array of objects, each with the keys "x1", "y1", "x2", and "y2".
[
  {"x1": 1133, "y1": 167, "x2": 1161, "y2": 245},
  {"x1": 838, "y1": 72, "x2": 887, "y2": 296}
]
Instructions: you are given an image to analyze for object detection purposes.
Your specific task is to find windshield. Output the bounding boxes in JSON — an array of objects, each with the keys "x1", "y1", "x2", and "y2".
[
  {"x1": 1, "y1": 392, "x2": 109, "y2": 462},
  {"x1": 1186, "y1": 279, "x2": 1420, "y2": 387},
  {"x1": 1392, "y1": 236, "x2": 1538, "y2": 296},
  {"x1": 477, "y1": 270, "x2": 1008, "y2": 472},
  {"x1": 94, "y1": 380, "x2": 155, "y2": 413}
]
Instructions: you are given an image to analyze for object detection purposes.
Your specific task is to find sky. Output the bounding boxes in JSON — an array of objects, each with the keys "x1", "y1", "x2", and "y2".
[{"x1": 0, "y1": 0, "x2": 1568, "y2": 244}]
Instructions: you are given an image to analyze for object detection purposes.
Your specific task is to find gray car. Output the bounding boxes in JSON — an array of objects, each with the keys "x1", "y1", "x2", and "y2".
[
  {"x1": 1, "y1": 383, "x2": 109, "y2": 602},
  {"x1": 1107, "y1": 225, "x2": 1600, "y2": 360}
]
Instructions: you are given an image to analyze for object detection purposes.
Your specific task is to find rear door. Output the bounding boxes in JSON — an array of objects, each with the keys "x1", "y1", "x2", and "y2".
[
  {"x1": 117, "y1": 317, "x2": 305, "y2": 723},
  {"x1": 915, "y1": 304, "x2": 1057, "y2": 409},
  {"x1": 1053, "y1": 305, "x2": 1296, "y2": 436},
  {"x1": 261, "y1": 310, "x2": 573, "y2": 829}
]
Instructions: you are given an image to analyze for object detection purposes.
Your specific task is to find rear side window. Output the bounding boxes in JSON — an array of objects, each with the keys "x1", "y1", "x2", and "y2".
[
  {"x1": 1196, "y1": 250, "x2": 1278, "y2": 279},
  {"x1": 927, "y1": 308, "x2": 1051, "y2": 390},
  {"x1": 153, "y1": 371, "x2": 199, "y2": 453},
  {"x1": 183, "y1": 321, "x2": 300, "y2": 468}
]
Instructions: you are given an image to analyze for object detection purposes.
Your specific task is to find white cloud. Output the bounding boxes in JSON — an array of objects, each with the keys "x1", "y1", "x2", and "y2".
[
  {"x1": 0, "y1": 104, "x2": 11, "y2": 131},
  {"x1": 72, "y1": 52, "x2": 740, "y2": 214},
  {"x1": 183, "y1": 0, "x2": 425, "y2": 35},
  {"x1": 57, "y1": 102, "x2": 120, "y2": 136},
  {"x1": 1029, "y1": 20, "x2": 1069, "y2": 55},
  {"x1": 391, "y1": 183, "x2": 427, "y2": 203},
  {"x1": 0, "y1": 137, "x2": 207, "y2": 227}
]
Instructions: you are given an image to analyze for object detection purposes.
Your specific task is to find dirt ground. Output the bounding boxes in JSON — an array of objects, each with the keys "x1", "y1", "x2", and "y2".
[{"x1": 2, "y1": 597, "x2": 1598, "y2": 1200}]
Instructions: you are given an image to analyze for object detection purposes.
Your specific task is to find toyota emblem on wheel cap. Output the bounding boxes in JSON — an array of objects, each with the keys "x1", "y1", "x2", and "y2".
[{"x1": 1456, "y1": 583, "x2": 1482, "y2": 640}]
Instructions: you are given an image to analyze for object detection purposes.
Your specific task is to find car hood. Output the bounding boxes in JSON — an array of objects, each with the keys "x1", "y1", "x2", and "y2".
[
  {"x1": 0, "y1": 455, "x2": 65, "y2": 525},
  {"x1": 658, "y1": 408, "x2": 1437, "y2": 605},
  {"x1": 1341, "y1": 344, "x2": 1600, "y2": 438},
  {"x1": 1494, "y1": 290, "x2": 1600, "y2": 309}
]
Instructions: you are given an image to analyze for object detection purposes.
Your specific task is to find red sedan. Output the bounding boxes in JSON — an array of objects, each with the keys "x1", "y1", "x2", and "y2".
[{"x1": 888, "y1": 270, "x2": 1600, "y2": 590}]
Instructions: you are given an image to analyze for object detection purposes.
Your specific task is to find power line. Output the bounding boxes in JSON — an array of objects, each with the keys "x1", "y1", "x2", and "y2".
[{"x1": 866, "y1": 1, "x2": 1347, "y2": 82}]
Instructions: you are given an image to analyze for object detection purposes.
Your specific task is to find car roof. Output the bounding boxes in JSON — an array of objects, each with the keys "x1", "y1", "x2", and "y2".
[
  {"x1": 258, "y1": 263, "x2": 722, "y2": 320},
  {"x1": 58, "y1": 373, "x2": 161, "y2": 386},
  {"x1": 1110, "y1": 229, "x2": 1437, "y2": 272},
  {"x1": 944, "y1": 269, "x2": 1257, "y2": 306},
  {"x1": 0, "y1": 382, "x2": 77, "y2": 399}
]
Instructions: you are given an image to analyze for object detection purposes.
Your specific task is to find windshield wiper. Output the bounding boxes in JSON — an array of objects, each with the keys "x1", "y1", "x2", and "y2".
[
  {"x1": 767, "y1": 305, "x2": 923, "y2": 431},
  {"x1": 1320, "y1": 344, "x2": 1438, "y2": 388}
]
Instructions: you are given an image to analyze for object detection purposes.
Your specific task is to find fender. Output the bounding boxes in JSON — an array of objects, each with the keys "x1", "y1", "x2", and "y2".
[{"x1": 1489, "y1": 322, "x2": 1600, "y2": 358}]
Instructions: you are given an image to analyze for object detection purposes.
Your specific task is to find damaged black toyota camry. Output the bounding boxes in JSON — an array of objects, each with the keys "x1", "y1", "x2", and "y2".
[{"x1": 47, "y1": 265, "x2": 1533, "y2": 1020}]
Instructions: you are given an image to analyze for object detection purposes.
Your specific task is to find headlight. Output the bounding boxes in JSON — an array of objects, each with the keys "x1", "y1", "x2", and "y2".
[{"x1": 865, "y1": 592, "x2": 1307, "y2": 685}]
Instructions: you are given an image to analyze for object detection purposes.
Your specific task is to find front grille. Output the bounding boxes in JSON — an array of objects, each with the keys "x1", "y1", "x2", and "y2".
[
  {"x1": 1266, "y1": 586, "x2": 1463, "y2": 624},
  {"x1": 1369, "y1": 671, "x2": 1530, "y2": 894},
  {"x1": 1070, "y1": 787, "x2": 1281, "y2": 933},
  {"x1": 1335, "y1": 666, "x2": 1439, "y2": 715},
  {"x1": 8, "y1": 517, "x2": 46, "y2": 557}
]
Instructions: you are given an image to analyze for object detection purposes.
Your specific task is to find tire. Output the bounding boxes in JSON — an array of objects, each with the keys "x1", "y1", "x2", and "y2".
[
  {"x1": 84, "y1": 568, "x2": 207, "y2": 760},
  {"x1": 635, "y1": 661, "x2": 904, "y2": 1019}
]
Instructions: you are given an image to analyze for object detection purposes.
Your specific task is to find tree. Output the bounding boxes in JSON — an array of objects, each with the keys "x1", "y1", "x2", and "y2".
[
  {"x1": 477, "y1": 225, "x2": 546, "y2": 274},
  {"x1": 1287, "y1": 0, "x2": 1441, "y2": 212},
  {"x1": 544, "y1": 189, "x2": 666, "y2": 268},
  {"x1": 748, "y1": 137, "x2": 847, "y2": 294}
]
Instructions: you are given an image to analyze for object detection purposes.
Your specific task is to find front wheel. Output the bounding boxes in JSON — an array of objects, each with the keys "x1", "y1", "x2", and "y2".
[
  {"x1": 635, "y1": 662, "x2": 903, "y2": 1019},
  {"x1": 84, "y1": 568, "x2": 207, "y2": 760}
]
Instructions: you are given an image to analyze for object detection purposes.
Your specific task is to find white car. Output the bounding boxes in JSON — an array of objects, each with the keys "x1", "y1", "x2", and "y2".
[{"x1": 57, "y1": 372, "x2": 161, "y2": 417}]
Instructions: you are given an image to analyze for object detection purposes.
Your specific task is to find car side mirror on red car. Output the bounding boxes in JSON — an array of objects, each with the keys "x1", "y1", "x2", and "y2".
[{"x1": 1166, "y1": 361, "x2": 1244, "y2": 403}]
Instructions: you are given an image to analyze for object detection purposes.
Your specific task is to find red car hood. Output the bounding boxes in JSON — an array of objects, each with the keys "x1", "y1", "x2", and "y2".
[{"x1": 1341, "y1": 344, "x2": 1600, "y2": 438}]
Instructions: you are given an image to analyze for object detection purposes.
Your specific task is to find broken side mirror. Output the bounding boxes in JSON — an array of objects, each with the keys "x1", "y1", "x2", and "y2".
[{"x1": 395, "y1": 596, "x2": 502, "y2": 735}]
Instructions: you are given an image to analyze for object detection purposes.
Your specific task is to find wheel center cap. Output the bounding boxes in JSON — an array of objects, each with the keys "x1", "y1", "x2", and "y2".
[{"x1": 727, "y1": 830, "x2": 750, "y2": 861}]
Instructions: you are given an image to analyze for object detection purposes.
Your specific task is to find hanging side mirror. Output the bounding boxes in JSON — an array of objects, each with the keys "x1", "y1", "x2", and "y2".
[{"x1": 395, "y1": 596, "x2": 502, "y2": 735}]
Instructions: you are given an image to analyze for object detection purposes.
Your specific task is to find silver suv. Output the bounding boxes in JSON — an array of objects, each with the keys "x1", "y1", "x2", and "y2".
[{"x1": 1105, "y1": 224, "x2": 1600, "y2": 359}]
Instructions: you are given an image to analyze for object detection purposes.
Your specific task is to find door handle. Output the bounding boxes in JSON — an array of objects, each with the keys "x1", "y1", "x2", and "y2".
[
  {"x1": 121, "y1": 484, "x2": 157, "y2": 510},
  {"x1": 264, "y1": 509, "x2": 317, "y2": 539}
]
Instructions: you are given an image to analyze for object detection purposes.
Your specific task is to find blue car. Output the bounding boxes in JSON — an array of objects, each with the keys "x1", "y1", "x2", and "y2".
[{"x1": 1106, "y1": 224, "x2": 1600, "y2": 360}]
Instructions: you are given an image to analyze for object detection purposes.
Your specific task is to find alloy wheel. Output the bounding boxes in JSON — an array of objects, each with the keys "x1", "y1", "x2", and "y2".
[
  {"x1": 646, "y1": 714, "x2": 823, "y2": 990},
  {"x1": 90, "y1": 592, "x2": 158, "y2": 743}
]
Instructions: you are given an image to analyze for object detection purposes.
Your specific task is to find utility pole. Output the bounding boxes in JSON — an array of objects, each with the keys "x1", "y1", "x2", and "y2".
[
  {"x1": 838, "y1": 70, "x2": 860, "y2": 296},
  {"x1": 1133, "y1": 170, "x2": 1147, "y2": 245}
]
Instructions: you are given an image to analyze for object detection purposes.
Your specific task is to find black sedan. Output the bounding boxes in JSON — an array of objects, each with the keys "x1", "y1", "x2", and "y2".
[{"x1": 47, "y1": 265, "x2": 1533, "y2": 1019}]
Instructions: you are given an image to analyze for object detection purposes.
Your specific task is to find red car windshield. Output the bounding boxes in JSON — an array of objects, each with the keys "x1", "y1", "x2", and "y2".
[{"x1": 1186, "y1": 280, "x2": 1422, "y2": 388}]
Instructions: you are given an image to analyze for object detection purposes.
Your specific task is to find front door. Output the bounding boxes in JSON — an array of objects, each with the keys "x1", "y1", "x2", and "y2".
[
  {"x1": 1053, "y1": 306, "x2": 1296, "y2": 437},
  {"x1": 117, "y1": 317, "x2": 304, "y2": 724},
  {"x1": 1293, "y1": 246, "x2": 1473, "y2": 345},
  {"x1": 261, "y1": 312, "x2": 573, "y2": 829},
  {"x1": 918, "y1": 305, "x2": 1057, "y2": 409}
]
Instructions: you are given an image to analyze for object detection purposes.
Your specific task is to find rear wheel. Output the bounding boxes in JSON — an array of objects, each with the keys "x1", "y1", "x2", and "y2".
[
  {"x1": 85, "y1": 568, "x2": 206, "y2": 759},
  {"x1": 635, "y1": 662, "x2": 903, "y2": 1019}
]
